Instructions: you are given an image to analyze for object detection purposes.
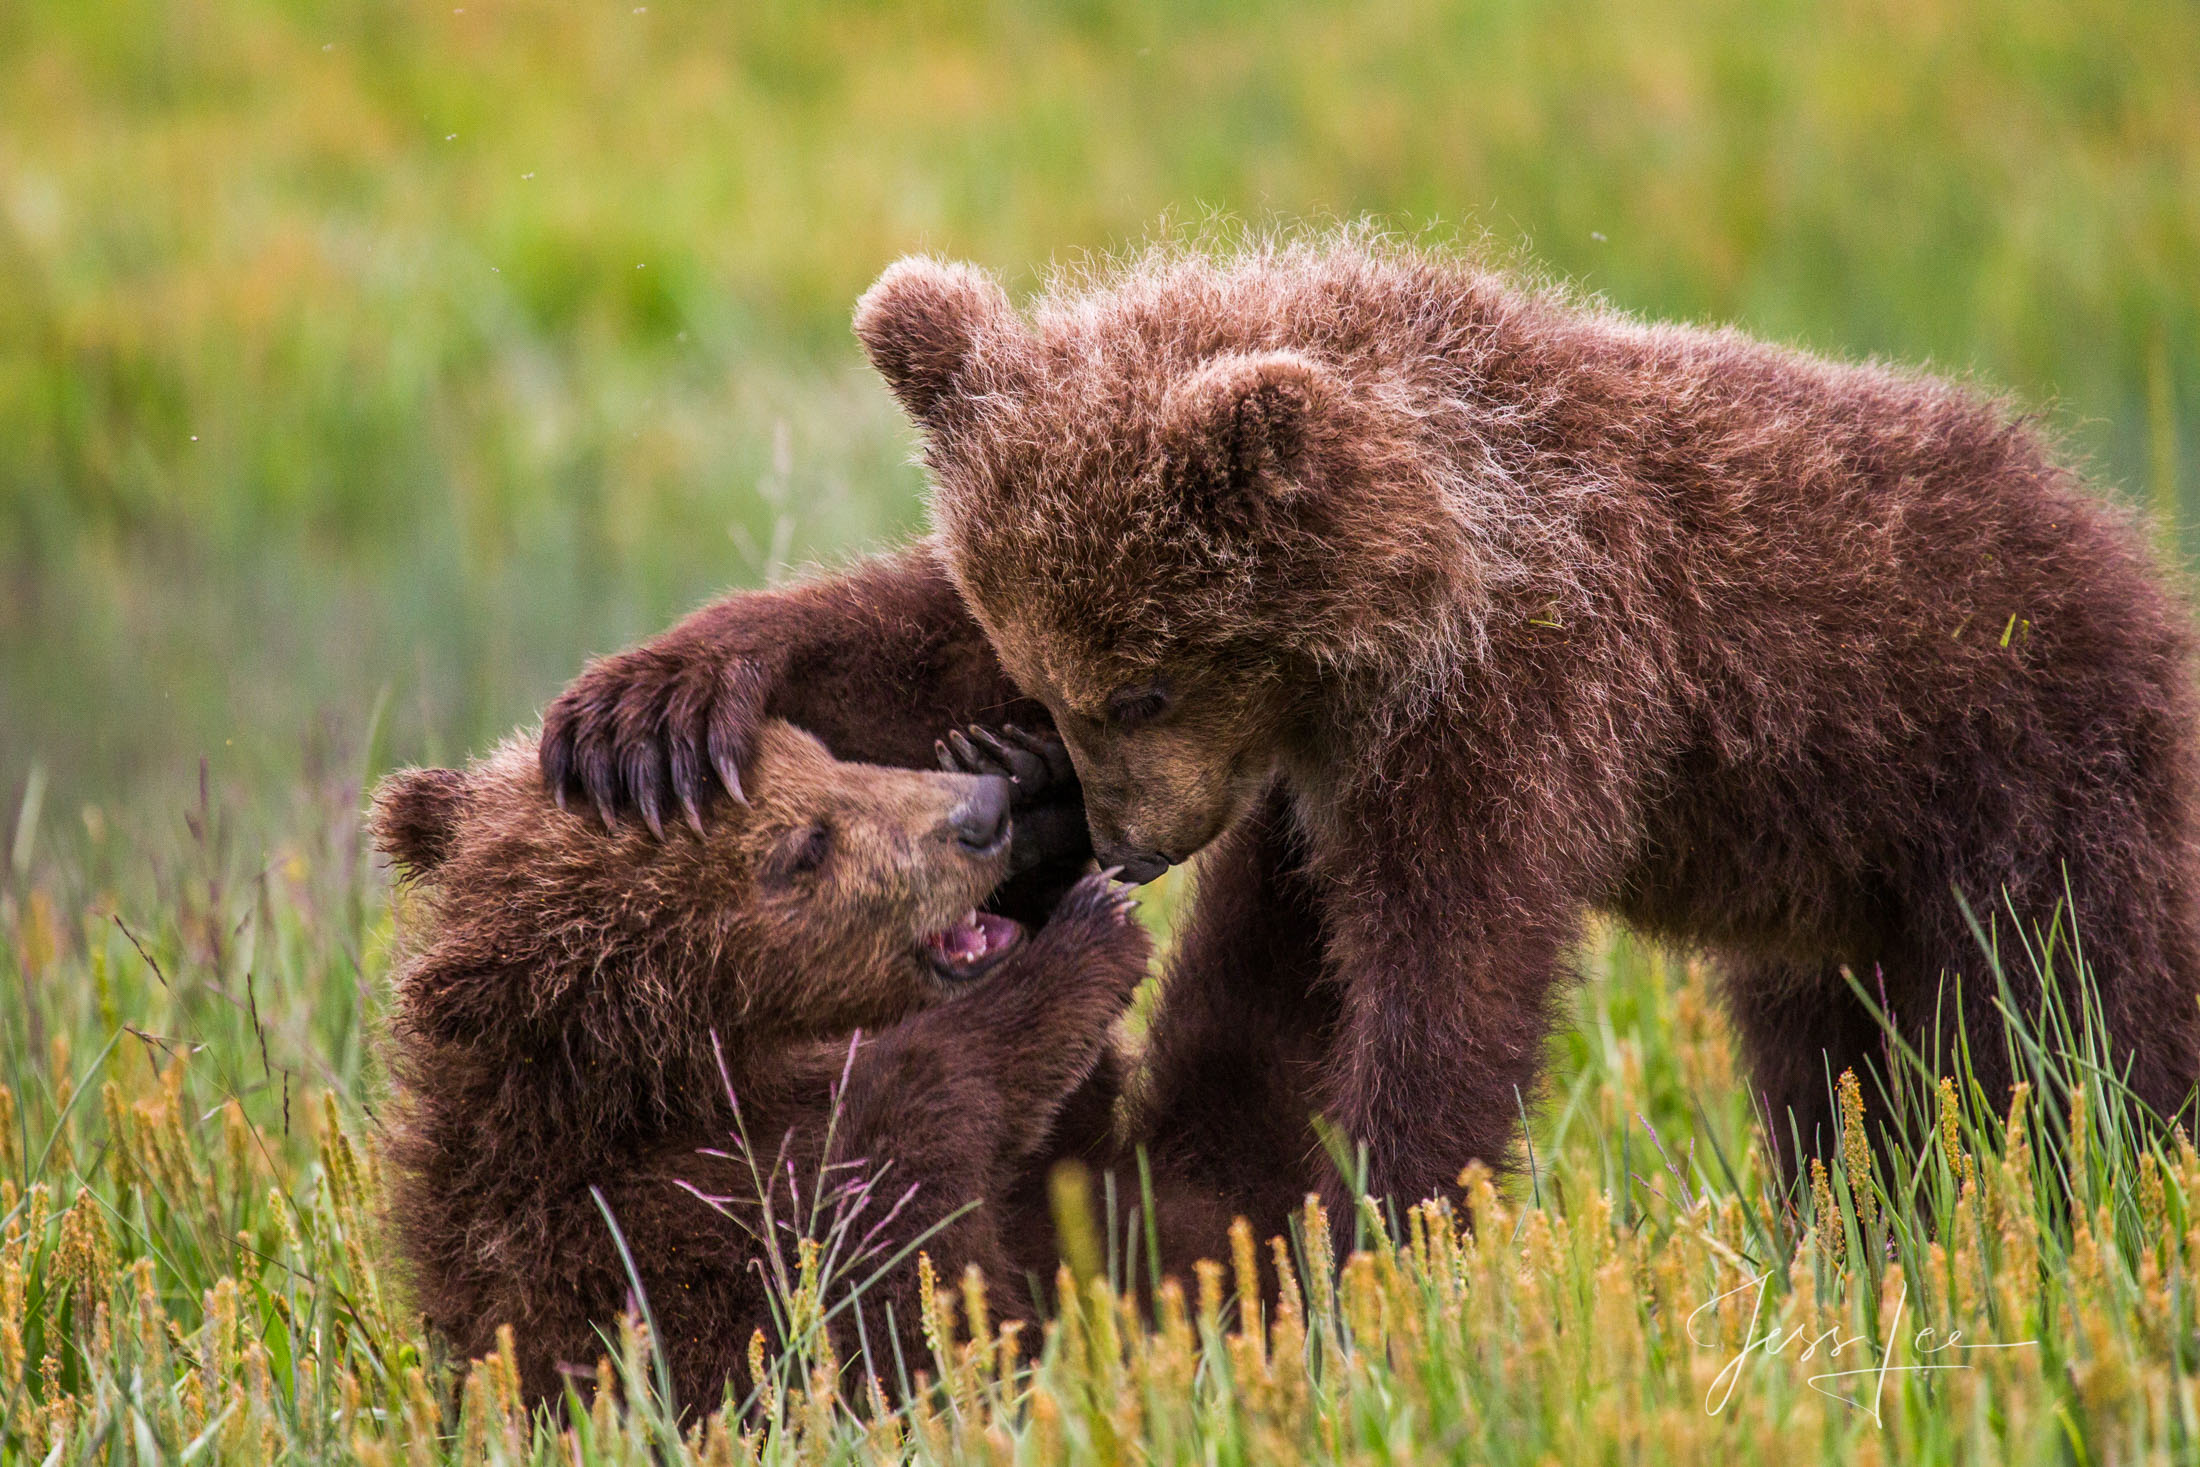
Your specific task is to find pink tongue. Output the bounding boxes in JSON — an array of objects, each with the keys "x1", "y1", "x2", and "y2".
[
  {"x1": 934, "y1": 912, "x2": 1016, "y2": 965},
  {"x1": 944, "y1": 919, "x2": 988, "y2": 963}
]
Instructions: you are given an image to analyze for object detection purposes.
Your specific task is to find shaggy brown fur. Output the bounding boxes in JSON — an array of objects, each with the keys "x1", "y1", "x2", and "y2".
[
  {"x1": 373, "y1": 724, "x2": 1153, "y2": 1410},
  {"x1": 541, "y1": 235, "x2": 2200, "y2": 1214}
]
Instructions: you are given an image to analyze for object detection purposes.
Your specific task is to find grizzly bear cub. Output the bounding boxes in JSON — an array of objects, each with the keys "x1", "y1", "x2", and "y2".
[
  {"x1": 372, "y1": 722, "x2": 1150, "y2": 1410},
  {"x1": 541, "y1": 235, "x2": 2200, "y2": 1216}
]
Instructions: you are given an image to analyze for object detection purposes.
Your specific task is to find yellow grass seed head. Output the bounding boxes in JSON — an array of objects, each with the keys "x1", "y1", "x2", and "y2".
[
  {"x1": 1194, "y1": 1256, "x2": 1225, "y2": 1339},
  {"x1": 52, "y1": 1186, "x2": 114, "y2": 1308},
  {"x1": 1047, "y1": 1159, "x2": 1103, "y2": 1288},
  {"x1": 1837, "y1": 1068, "x2": 1877, "y2": 1235},
  {"x1": 2138, "y1": 1152, "x2": 2168, "y2": 1249},
  {"x1": 1811, "y1": 1157, "x2": 1844, "y2": 1270},
  {"x1": 863, "y1": 1370, "x2": 903, "y2": 1458},
  {"x1": 223, "y1": 1097, "x2": 255, "y2": 1193},
  {"x1": 917, "y1": 1250, "x2": 953, "y2": 1372},
  {"x1": 1229, "y1": 1216, "x2": 1265, "y2": 1367},
  {"x1": 1937, "y1": 1076, "x2": 1974, "y2": 1190},
  {"x1": 100, "y1": 1081, "x2": 134, "y2": 1192},
  {"x1": 2066, "y1": 1082, "x2": 2089, "y2": 1186},
  {"x1": 18, "y1": 890, "x2": 61, "y2": 982},
  {"x1": 747, "y1": 1327, "x2": 774, "y2": 1424},
  {"x1": 960, "y1": 1261, "x2": 991, "y2": 1360},
  {"x1": 1, "y1": 1250, "x2": 25, "y2": 1392},
  {"x1": 1341, "y1": 1252, "x2": 1384, "y2": 1353},
  {"x1": 0, "y1": 1085, "x2": 18, "y2": 1178},
  {"x1": 47, "y1": 1035, "x2": 75, "y2": 1178},
  {"x1": 1269, "y1": 1234, "x2": 1305, "y2": 1332},
  {"x1": 492, "y1": 1321, "x2": 523, "y2": 1427},
  {"x1": 701, "y1": 1411, "x2": 740, "y2": 1467},
  {"x1": 1301, "y1": 1193, "x2": 1337, "y2": 1332},
  {"x1": 1029, "y1": 1385, "x2": 1063, "y2": 1462}
]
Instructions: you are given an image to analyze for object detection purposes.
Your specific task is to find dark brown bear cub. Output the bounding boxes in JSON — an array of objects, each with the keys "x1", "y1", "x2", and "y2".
[
  {"x1": 542, "y1": 236, "x2": 2200, "y2": 1217},
  {"x1": 372, "y1": 722, "x2": 1147, "y2": 1410}
]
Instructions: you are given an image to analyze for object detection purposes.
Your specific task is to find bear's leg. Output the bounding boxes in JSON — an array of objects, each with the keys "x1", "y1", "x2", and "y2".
[
  {"x1": 1716, "y1": 956, "x2": 1896, "y2": 1182},
  {"x1": 1129, "y1": 784, "x2": 1339, "y2": 1240},
  {"x1": 1721, "y1": 863, "x2": 2199, "y2": 1199},
  {"x1": 853, "y1": 871, "x2": 1150, "y2": 1323},
  {"x1": 988, "y1": 795, "x2": 1335, "y2": 1299},
  {"x1": 1300, "y1": 729, "x2": 1637, "y2": 1218},
  {"x1": 993, "y1": 798, "x2": 1337, "y2": 1294},
  {"x1": 1893, "y1": 864, "x2": 2200, "y2": 1139},
  {"x1": 1312, "y1": 900, "x2": 1576, "y2": 1219},
  {"x1": 542, "y1": 541, "x2": 1038, "y2": 829}
]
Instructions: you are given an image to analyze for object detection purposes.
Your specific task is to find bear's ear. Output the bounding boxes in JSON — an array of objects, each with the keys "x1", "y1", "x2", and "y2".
[
  {"x1": 853, "y1": 257, "x2": 1011, "y2": 426},
  {"x1": 1161, "y1": 351, "x2": 1337, "y2": 512},
  {"x1": 370, "y1": 767, "x2": 472, "y2": 878}
]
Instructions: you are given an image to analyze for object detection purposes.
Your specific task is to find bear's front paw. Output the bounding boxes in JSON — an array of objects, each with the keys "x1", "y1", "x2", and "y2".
[
  {"x1": 1052, "y1": 868, "x2": 1141, "y2": 929},
  {"x1": 541, "y1": 639, "x2": 778, "y2": 839},
  {"x1": 936, "y1": 724, "x2": 1077, "y2": 801},
  {"x1": 1018, "y1": 870, "x2": 1152, "y2": 1005},
  {"x1": 937, "y1": 724, "x2": 1093, "y2": 880}
]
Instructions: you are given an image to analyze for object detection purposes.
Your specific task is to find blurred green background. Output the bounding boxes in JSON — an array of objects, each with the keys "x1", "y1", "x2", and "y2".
[{"x1": 5, "y1": 0, "x2": 2197, "y2": 822}]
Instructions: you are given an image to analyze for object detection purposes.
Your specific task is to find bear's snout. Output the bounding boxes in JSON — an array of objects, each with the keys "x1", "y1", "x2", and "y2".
[
  {"x1": 1096, "y1": 844, "x2": 1172, "y2": 887},
  {"x1": 946, "y1": 776, "x2": 1013, "y2": 855}
]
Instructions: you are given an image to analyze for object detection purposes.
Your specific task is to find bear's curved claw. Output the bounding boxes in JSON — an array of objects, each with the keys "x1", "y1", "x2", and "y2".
[
  {"x1": 945, "y1": 728, "x2": 985, "y2": 778},
  {"x1": 540, "y1": 642, "x2": 773, "y2": 836},
  {"x1": 1056, "y1": 869, "x2": 1140, "y2": 928},
  {"x1": 1000, "y1": 724, "x2": 1076, "y2": 786},
  {"x1": 938, "y1": 722, "x2": 1079, "y2": 804}
]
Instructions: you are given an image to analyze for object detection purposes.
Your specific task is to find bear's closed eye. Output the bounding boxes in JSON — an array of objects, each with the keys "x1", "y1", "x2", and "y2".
[
  {"x1": 766, "y1": 821, "x2": 833, "y2": 882},
  {"x1": 1105, "y1": 680, "x2": 1173, "y2": 730}
]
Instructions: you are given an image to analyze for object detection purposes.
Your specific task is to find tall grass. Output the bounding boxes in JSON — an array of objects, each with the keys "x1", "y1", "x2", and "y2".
[{"x1": 3, "y1": 764, "x2": 2197, "y2": 1463}]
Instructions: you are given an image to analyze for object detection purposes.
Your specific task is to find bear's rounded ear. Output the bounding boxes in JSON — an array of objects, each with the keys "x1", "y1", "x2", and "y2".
[
  {"x1": 1161, "y1": 351, "x2": 1337, "y2": 512},
  {"x1": 853, "y1": 257, "x2": 1011, "y2": 426},
  {"x1": 370, "y1": 767, "x2": 472, "y2": 878}
]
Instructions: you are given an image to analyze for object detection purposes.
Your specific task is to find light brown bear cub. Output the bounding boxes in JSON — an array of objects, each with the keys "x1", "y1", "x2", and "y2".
[{"x1": 372, "y1": 722, "x2": 1147, "y2": 1410}]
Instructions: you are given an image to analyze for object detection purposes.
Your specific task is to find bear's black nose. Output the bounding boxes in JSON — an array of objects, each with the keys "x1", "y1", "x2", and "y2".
[{"x1": 949, "y1": 777, "x2": 1012, "y2": 853}]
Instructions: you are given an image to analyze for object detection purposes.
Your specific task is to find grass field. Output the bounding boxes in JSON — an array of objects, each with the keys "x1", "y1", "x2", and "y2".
[
  {"x1": 5, "y1": 0, "x2": 2200, "y2": 1460},
  {"x1": 8, "y1": 819, "x2": 2199, "y2": 1463}
]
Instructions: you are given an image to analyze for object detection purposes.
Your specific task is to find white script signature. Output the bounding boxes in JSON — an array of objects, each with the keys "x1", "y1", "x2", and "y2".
[{"x1": 1687, "y1": 1272, "x2": 2037, "y2": 1424}]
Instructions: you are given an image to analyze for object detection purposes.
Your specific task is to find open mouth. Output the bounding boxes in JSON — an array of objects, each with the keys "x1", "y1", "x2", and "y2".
[{"x1": 922, "y1": 909, "x2": 1023, "y2": 982}]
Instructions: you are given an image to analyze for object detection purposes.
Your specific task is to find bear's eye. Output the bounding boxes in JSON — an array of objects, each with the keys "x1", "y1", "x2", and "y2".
[
  {"x1": 767, "y1": 821, "x2": 833, "y2": 882},
  {"x1": 1105, "y1": 680, "x2": 1173, "y2": 731}
]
